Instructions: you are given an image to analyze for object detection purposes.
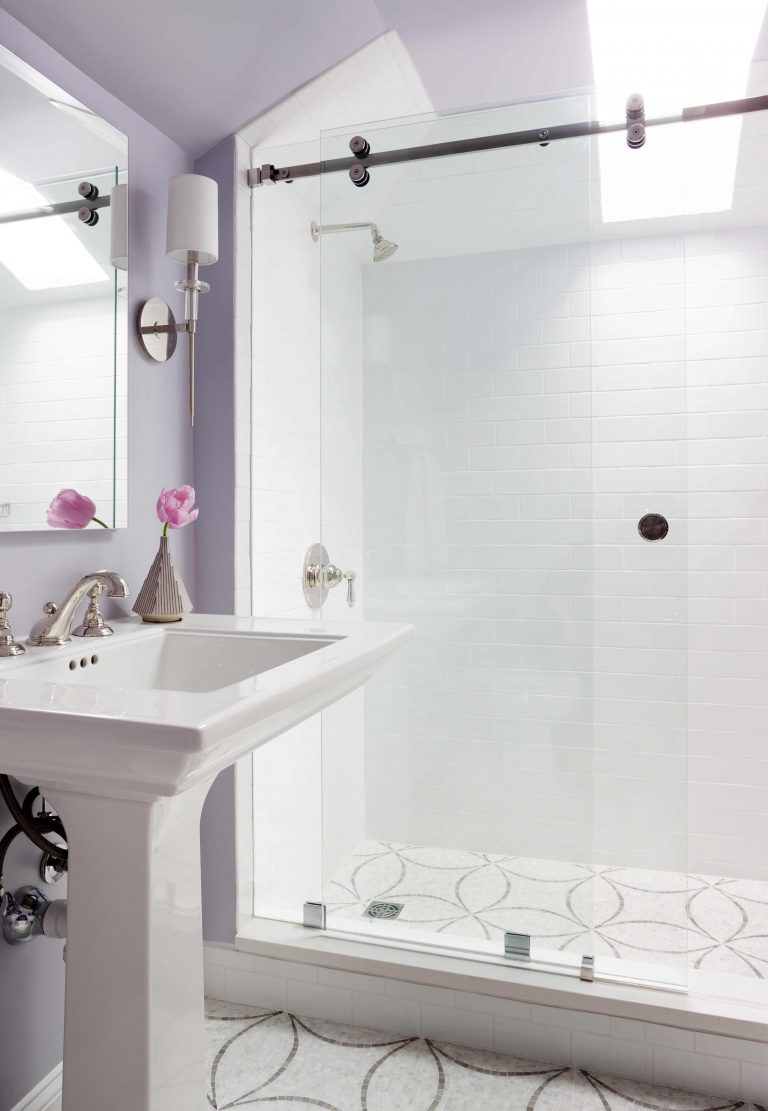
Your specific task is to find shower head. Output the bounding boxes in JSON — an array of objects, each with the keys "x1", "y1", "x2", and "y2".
[
  {"x1": 310, "y1": 220, "x2": 398, "y2": 262},
  {"x1": 372, "y1": 232, "x2": 398, "y2": 262}
]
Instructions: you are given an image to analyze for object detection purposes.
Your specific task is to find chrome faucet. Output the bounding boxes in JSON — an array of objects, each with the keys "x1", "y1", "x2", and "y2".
[{"x1": 28, "y1": 571, "x2": 130, "y2": 647}]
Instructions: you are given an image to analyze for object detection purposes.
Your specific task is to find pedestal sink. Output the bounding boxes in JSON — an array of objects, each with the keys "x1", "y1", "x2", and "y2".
[{"x1": 0, "y1": 613, "x2": 413, "y2": 1111}]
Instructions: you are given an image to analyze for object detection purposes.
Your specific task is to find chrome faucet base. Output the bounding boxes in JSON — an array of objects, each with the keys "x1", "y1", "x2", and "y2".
[
  {"x1": 72, "y1": 622, "x2": 115, "y2": 638},
  {"x1": 28, "y1": 571, "x2": 129, "y2": 647},
  {"x1": 0, "y1": 592, "x2": 25, "y2": 656},
  {"x1": 72, "y1": 583, "x2": 115, "y2": 638}
]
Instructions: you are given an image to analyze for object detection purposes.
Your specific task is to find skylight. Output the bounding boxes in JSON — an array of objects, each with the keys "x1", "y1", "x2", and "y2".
[
  {"x1": 587, "y1": 0, "x2": 768, "y2": 222},
  {"x1": 0, "y1": 168, "x2": 109, "y2": 290}
]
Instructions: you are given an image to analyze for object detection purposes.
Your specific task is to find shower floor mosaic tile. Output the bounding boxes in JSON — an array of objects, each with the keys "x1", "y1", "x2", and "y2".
[
  {"x1": 205, "y1": 999, "x2": 764, "y2": 1110},
  {"x1": 326, "y1": 841, "x2": 768, "y2": 979}
]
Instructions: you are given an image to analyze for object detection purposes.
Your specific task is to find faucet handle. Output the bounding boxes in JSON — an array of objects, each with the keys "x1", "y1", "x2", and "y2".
[
  {"x1": 73, "y1": 583, "x2": 114, "y2": 639},
  {"x1": 323, "y1": 562, "x2": 357, "y2": 608},
  {"x1": 0, "y1": 592, "x2": 25, "y2": 657}
]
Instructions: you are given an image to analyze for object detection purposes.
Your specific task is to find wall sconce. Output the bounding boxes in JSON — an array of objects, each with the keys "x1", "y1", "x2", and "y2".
[{"x1": 137, "y1": 173, "x2": 218, "y2": 426}]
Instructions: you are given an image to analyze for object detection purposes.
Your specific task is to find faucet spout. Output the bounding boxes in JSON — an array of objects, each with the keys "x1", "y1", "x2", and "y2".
[{"x1": 28, "y1": 571, "x2": 130, "y2": 647}]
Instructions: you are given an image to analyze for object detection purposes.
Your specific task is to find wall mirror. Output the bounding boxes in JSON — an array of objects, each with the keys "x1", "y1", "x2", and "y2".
[{"x1": 0, "y1": 45, "x2": 128, "y2": 532}]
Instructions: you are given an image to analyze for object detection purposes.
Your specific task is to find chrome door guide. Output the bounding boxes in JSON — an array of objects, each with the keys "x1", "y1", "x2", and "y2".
[
  {"x1": 580, "y1": 955, "x2": 595, "y2": 982},
  {"x1": 504, "y1": 932, "x2": 531, "y2": 961},
  {"x1": 303, "y1": 902, "x2": 327, "y2": 929}
]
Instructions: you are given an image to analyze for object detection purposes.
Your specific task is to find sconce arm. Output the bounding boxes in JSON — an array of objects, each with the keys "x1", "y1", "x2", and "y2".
[{"x1": 138, "y1": 321, "x2": 191, "y2": 336}]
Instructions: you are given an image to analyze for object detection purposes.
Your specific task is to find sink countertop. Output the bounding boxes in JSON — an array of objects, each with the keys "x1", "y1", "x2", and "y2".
[{"x1": 0, "y1": 613, "x2": 413, "y2": 797}]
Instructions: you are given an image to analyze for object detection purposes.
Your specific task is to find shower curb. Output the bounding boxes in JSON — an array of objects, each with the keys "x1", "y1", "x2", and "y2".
[{"x1": 207, "y1": 928, "x2": 768, "y2": 1102}]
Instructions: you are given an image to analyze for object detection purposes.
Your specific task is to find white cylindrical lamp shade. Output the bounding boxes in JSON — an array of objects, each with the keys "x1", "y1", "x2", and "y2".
[
  {"x1": 166, "y1": 173, "x2": 218, "y2": 265},
  {"x1": 109, "y1": 183, "x2": 128, "y2": 270}
]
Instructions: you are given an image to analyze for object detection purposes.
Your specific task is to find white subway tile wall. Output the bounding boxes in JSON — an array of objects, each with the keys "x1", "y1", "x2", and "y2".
[
  {"x1": 0, "y1": 296, "x2": 127, "y2": 530},
  {"x1": 362, "y1": 226, "x2": 768, "y2": 892}
]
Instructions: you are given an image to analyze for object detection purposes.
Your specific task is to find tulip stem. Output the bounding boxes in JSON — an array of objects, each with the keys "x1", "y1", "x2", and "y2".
[
  {"x1": 92, "y1": 517, "x2": 109, "y2": 529},
  {"x1": 162, "y1": 522, "x2": 168, "y2": 537}
]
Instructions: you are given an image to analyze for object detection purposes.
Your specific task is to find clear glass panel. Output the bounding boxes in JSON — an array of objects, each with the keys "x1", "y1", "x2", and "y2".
[
  {"x1": 250, "y1": 138, "x2": 325, "y2": 925},
  {"x1": 588, "y1": 117, "x2": 689, "y2": 991},
  {"x1": 319, "y1": 97, "x2": 597, "y2": 976}
]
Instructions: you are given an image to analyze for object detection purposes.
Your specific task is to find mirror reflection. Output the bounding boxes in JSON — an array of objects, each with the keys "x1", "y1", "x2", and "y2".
[{"x1": 0, "y1": 48, "x2": 128, "y2": 531}]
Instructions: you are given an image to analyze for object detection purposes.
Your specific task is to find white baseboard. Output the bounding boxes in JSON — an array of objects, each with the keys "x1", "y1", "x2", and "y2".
[{"x1": 9, "y1": 1063, "x2": 62, "y2": 1111}]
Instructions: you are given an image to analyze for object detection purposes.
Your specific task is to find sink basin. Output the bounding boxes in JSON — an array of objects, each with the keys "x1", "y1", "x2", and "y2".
[
  {"x1": 0, "y1": 612, "x2": 413, "y2": 1111},
  {"x1": 11, "y1": 627, "x2": 342, "y2": 692}
]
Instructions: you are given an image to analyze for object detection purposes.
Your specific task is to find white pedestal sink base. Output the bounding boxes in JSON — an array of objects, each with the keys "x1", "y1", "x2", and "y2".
[
  {"x1": 0, "y1": 615, "x2": 414, "y2": 1109},
  {"x1": 49, "y1": 782, "x2": 213, "y2": 1111}
]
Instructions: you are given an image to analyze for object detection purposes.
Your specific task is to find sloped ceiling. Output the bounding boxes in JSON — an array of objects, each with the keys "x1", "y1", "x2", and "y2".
[
  {"x1": 3, "y1": 0, "x2": 768, "y2": 157},
  {"x1": 0, "y1": 0, "x2": 388, "y2": 155},
  {"x1": 375, "y1": 0, "x2": 594, "y2": 113}
]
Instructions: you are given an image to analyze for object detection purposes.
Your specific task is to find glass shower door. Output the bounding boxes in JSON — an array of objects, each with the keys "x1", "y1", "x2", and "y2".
[
  {"x1": 317, "y1": 97, "x2": 599, "y2": 978},
  {"x1": 248, "y1": 73, "x2": 768, "y2": 1008},
  {"x1": 588, "y1": 113, "x2": 690, "y2": 991}
]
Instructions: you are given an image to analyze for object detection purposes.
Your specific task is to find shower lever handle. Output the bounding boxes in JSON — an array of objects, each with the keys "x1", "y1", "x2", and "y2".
[
  {"x1": 302, "y1": 544, "x2": 357, "y2": 608},
  {"x1": 324, "y1": 563, "x2": 357, "y2": 608}
]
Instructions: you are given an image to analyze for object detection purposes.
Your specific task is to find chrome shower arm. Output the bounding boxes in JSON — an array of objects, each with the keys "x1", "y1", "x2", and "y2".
[{"x1": 310, "y1": 221, "x2": 380, "y2": 240}]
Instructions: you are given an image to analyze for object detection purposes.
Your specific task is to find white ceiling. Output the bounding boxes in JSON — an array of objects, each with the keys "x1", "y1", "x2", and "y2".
[{"x1": 3, "y1": 0, "x2": 768, "y2": 158}]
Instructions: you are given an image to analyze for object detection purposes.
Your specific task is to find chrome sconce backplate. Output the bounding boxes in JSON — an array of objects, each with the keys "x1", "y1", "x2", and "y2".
[{"x1": 137, "y1": 298, "x2": 178, "y2": 362}]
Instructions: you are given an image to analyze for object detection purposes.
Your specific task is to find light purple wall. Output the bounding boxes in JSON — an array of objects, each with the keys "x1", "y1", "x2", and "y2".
[
  {"x1": 193, "y1": 137, "x2": 236, "y2": 618},
  {"x1": 0, "y1": 11, "x2": 193, "y2": 1108}
]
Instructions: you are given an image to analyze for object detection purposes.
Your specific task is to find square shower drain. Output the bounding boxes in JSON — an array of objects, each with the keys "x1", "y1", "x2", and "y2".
[{"x1": 364, "y1": 900, "x2": 404, "y2": 920}]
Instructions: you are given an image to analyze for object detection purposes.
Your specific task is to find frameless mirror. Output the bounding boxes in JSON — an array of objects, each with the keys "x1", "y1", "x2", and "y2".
[{"x1": 0, "y1": 45, "x2": 127, "y2": 531}]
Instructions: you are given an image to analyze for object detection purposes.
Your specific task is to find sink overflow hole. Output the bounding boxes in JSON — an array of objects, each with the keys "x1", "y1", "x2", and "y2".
[
  {"x1": 67, "y1": 655, "x2": 99, "y2": 671},
  {"x1": 364, "y1": 901, "x2": 404, "y2": 920}
]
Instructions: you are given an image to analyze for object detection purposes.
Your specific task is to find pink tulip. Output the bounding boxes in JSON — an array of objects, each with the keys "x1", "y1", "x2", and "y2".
[
  {"x1": 156, "y1": 485, "x2": 199, "y2": 533},
  {"x1": 47, "y1": 489, "x2": 107, "y2": 529}
]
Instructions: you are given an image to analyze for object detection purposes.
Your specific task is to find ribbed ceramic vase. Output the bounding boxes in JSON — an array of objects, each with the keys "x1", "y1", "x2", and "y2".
[{"x1": 133, "y1": 535, "x2": 192, "y2": 623}]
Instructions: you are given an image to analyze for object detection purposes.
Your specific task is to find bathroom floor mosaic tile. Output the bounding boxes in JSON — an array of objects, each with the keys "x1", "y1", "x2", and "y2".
[
  {"x1": 326, "y1": 841, "x2": 768, "y2": 979},
  {"x1": 205, "y1": 999, "x2": 764, "y2": 1110}
]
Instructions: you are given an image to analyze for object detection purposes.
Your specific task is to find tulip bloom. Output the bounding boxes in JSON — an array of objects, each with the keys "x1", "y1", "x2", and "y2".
[
  {"x1": 47, "y1": 489, "x2": 107, "y2": 529},
  {"x1": 156, "y1": 486, "x2": 199, "y2": 535}
]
